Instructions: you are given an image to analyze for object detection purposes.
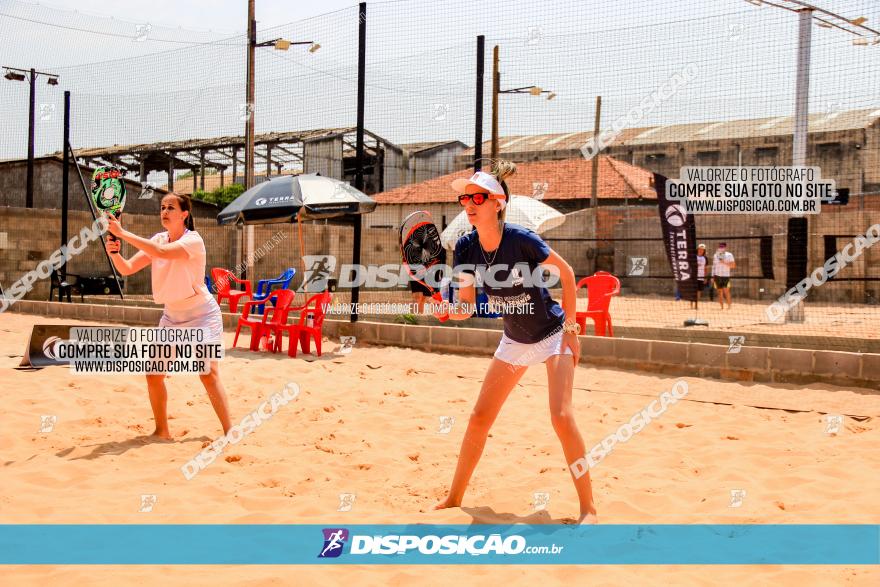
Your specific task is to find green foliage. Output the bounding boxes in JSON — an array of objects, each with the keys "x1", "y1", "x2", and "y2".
[
  {"x1": 397, "y1": 313, "x2": 418, "y2": 325},
  {"x1": 193, "y1": 183, "x2": 245, "y2": 208}
]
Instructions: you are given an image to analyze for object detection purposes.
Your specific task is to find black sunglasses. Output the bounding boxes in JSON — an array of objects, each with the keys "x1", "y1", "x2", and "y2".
[{"x1": 457, "y1": 192, "x2": 492, "y2": 206}]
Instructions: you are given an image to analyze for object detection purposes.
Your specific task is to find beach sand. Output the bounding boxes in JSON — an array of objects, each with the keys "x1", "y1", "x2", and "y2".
[{"x1": 2, "y1": 312, "x2": 879, "y2": 585}]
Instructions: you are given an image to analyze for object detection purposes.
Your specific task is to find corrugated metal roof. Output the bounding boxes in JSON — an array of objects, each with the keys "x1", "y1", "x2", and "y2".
[
  {"x1": 398, "y1": 140, "x2": 466, "y2": 154},
  {"x1": 63, "y1": 127, "x2": 403, "y2": 158},
  {"x1": 460, "y1": 107, "x2": 880, "y2": 156}
]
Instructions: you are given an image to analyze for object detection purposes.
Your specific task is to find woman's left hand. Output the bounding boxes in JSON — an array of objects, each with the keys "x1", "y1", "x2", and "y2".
[
  {"x1": 562, "y1": 331, "x2": 580, "y2": 366},
  {"x1": 105, "y1": 213, "x2": 123, "y2": 237}
]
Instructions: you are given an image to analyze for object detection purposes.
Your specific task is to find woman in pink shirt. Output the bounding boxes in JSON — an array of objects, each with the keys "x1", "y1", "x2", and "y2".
[{"x1": 105, "y1": 193, "x2": 232, "y2": 439}]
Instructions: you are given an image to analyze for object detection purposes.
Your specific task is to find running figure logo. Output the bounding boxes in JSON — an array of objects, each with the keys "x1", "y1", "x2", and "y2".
[
  {"x1": 824, "y1": 414, "x2": 843, "y2": 435},
  {"x1": 728, "y1": 489, "x2": 746, "y2": 508},
  {"x1": 138, "y1": 182, "x2": 157, "y2": 200},
  {"x1": 318, "y1": 528, "x2": 349, "y2": 558},
  {"x1": 438, "y1": 415, "x2": 455, "y2": 434},
  {"x1": 431, "y1": 103, "x2": 449, "y2": 122},
  {"x1": 526, "y1": 25, "x2": 543, "y2": 46},
  {"x1": 533, "y1": 492, "x2": 550, "y2": 511},
  {"x1": 139, "y1": 494, "x2": 157, "y2": 512},
  {"x1": 39, "y1": 103, "x2": 56, "y2": 121},
  {"x1": 337, "y1": 493, "x2": 356, "y2": 512},
  {"x1": 339, "y1": 336, "x2": 355, "y2": 355},
  {"x1": 532, "y1": 181, "x2": 549, "y2": 200},
  {"x1": 39, "y1": 415, "x2": 57, "y2": 433},
  {"x1": 628, "y1": 257, "x2": 648, "y2": 276},
  {"x1": 727, "y1": 336, "x2": 745, "y2": 354},
  {"x1": 300, "y1": 255, "x2": 336, "y2": 292}
]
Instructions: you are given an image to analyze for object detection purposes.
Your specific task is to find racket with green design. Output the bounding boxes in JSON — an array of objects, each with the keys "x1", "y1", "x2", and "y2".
[{"x1": 91, "y1": 166, "x2": 127, "y2": 250}]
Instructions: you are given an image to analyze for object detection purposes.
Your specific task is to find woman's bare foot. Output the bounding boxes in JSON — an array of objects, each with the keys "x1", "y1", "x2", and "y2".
[
  {"x1": 577, "y1": 512, "x2": 598, "y2": 525},
  {"x1": 151, "y1": 428, "x2": 172, "y2": 440},
  {"x1": 433, "y1": 496, "x2": 461, "y2": 510}
]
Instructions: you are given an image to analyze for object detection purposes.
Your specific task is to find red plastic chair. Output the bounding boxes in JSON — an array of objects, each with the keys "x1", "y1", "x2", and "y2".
[
  {"x1": 211, "y1": 267, "x2": 253, "y2": 313},
  {"x1": 233, "y1": 289, "x2": 296, "y2": 351},
  {"x1": 575, "y1": 271, "x2": 620, "y2": 337},
  {"x1": 272, "y1": 291, "x2": 332, "y2": 358}
]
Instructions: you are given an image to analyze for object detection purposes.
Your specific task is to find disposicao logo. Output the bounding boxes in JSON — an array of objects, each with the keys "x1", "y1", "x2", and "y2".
[
  {"x1": 318, "y1": 531, "x2": 530, "y2": 557},
  {"x1": 318, "y1": 528, "x2": 349, "y2": 558}
]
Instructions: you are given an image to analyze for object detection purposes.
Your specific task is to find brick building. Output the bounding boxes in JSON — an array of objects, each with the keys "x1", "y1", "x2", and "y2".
[{"x1": 455, "y1": 108, "x2": 880, "y2": 207}]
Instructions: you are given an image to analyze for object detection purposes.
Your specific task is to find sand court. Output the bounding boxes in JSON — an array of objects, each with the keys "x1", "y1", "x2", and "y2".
[{"x1": 1, "y1": 312, "x2": 879, "y2": 584}]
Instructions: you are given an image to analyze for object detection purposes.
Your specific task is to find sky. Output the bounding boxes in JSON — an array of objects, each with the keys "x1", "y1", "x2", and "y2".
[
  {"x1": 5, "y1": 0, "x2": 359, "y2": 35},
  {"x1": 2, "y1": 0, "x2": 880, "y2": 167}
]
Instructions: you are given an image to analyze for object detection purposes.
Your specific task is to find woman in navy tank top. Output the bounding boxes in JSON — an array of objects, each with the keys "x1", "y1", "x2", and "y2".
[{"x1": 432, "y1": 160, "x2": 597, "y2": 524}]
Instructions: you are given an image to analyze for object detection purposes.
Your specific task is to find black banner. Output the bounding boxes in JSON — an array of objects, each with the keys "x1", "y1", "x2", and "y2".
[
  {"x1": 654, "y1": 172, "x2": 698, "y2": 302},
  {"x1": 18, "y1": 324, "x2": 78, "y2": 369}
]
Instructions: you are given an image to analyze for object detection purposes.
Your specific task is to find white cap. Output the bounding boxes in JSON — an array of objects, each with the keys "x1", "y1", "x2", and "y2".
[{"x1": 451, "y1": 171, "x2": 507, "y2": 209}]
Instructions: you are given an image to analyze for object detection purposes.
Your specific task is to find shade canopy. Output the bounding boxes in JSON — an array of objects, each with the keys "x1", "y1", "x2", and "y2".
[{"x1": 217, "y1": 173, "x2": 377, "y2": 226}]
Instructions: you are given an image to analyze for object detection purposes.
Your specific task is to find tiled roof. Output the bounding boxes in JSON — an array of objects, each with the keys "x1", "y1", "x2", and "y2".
[{"x1": 373, "y1": 156, "x2": 654, "y2": 204}]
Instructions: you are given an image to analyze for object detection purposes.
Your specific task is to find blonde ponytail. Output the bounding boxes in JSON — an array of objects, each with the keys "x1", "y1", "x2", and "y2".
[{"x1": 491, "y1": 159, "x2": 516, "y2": 230}]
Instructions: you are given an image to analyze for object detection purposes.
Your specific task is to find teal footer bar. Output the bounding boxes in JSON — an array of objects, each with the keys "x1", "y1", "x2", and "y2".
[{"x1": 1, "y1": 524, "x2": 877, "y2": 565}]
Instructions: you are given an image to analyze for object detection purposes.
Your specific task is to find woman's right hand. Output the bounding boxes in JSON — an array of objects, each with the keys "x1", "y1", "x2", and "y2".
[{"x1": 106, "y1": 239, "x2": 121, "y2": 255}]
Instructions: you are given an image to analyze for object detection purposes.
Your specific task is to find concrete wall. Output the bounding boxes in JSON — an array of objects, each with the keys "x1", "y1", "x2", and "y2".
[
  {"x1": 381, "y1": 147, "x2": 404, "y2": 193},
  {"x1": 407, "y1": 144, "x2": 466, "y2": 185},
  {"x1": 303, "y1": 137, "x2": 344, "y2": 179},
  {"x1": 8, "y1": 299, "x2": 879, "y2": 390},
  {"x1": 0, "y1": 207, "x2": 232, "y2": 300}
]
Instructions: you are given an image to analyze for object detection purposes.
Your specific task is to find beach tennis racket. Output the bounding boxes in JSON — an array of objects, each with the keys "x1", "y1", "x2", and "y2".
[
  {"x1": 399, "y1": 210, "x2": 448, "y2": 321},
  {"x1": 91, "y1": 166, "x2": 127, "y2": 250}
]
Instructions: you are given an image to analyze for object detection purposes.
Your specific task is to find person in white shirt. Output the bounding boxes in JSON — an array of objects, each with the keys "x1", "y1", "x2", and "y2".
[
  {"x1": 692, "y1": 243, "x2": 708, "y2": 309},
  {"x1": 711, "y1": 242, "x2": 736, "y2": 309},
  {"x1": 105, "y1": 193, "x2": 232, "y2": 440}
]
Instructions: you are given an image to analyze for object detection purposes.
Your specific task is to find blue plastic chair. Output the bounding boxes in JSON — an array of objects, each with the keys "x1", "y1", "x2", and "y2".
[
  {"x1": 253, "y1": 268, "x2": 296, "y2": 315},
  {"x1": 204, "y1": 275, "x2": 213, "y2": 292}
]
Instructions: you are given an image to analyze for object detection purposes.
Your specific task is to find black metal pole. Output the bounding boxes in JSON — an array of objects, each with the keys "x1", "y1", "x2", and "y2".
[
  {"x1": 474, "y1": 35, "x2": 484, "y2": 172},
  {"x1": 61, "y1": 90, "x2": 70, "y2": 280},
  {"x1": 69, "y1": 141, "x2": 125, "y2": 301},
  {"x1": 26, "y1": 68, "x2": 36, "y2": 208},
  {"x1": 350, "y1": 1, "x2": 366, "y2": 324}
]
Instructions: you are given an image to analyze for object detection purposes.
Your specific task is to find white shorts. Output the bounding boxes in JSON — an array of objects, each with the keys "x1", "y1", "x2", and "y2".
[
  {"x1": 494, "y1": 329, "x2": 572, "y2": 366},
  {"x1": 159, "y1": 298, "x2": 224, "y2": 344}
]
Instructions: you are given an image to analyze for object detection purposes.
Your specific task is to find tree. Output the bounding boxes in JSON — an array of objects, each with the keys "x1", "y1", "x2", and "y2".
[{"x1": 193, "y1": 183, "x2": 245, "y2": 208}]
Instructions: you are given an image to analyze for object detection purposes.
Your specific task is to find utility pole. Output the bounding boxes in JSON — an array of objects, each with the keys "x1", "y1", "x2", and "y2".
[
  {"x1": 491, "y1": 46, "x2": 499, "y2": 161},
  {"x1": 590, "y1": 96, "x2": 601, "y2": 208},
  {"x1": 3, "y1": 66, "x2": 59, "y2": 208},
  {"x1": 792, "y1": 8, "x2": 812, "y2": 170},
  {"x1": 61, "y1": 90, "x2": 70, "y2": 280},
  {"x1": 244, "y1": 0, "x2": 257, "y2": 280},
  {"x1": 489, "y1": 46, "x2": 554, "y2": 164},
  {"x1": 27, "y1": 68, "x2": 36, "y2": 208},
  {"x1": 351, "y1": 1, "x2": 367, "y2": 323},
  {"x1": 785, "y1": 8, "x2": 813, "y2": 324},
  {"x1": 474, "y1": 35, "x2": 484, "y2": 172}
]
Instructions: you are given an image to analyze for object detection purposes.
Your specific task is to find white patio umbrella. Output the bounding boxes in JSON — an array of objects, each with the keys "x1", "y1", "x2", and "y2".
[{"x1": 440, "y1": 194, "x2": 566, "y2": 249}]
